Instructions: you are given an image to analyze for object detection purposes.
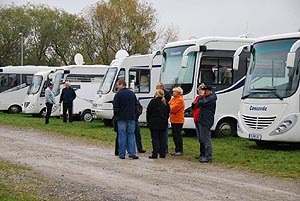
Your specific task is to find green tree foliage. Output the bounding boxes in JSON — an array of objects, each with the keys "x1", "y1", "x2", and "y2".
[
  {"x1": 0, "y1": 1, "x2": 177, "y2": 66},
  {"x1": 0, "y1": 6, "x2": 31, "y2": 66},
  {"x1": 84, "y1": 0, "x2": 158, "y2": 64},
  {"x1": 0, "y1": 4, "x2": 87, "y2": 66}
]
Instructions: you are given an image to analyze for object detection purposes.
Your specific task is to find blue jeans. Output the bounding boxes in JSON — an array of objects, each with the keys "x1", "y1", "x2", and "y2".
[
  {"x1": 195, "y1": 123, "x2": 205, "y2": 156},
  {"x1": 118, "y1": 120, "x2": 136, "y2": 157}
]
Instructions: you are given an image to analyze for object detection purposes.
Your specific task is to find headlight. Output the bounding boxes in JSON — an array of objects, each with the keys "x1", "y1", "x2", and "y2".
[{"x1": 270, "y1": 114, "x2": 297, "y2": 136}]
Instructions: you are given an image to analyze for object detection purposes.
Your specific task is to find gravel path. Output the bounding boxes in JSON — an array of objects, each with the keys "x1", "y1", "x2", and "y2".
[{"x1": 0, "y1": 126, "x2": 299, "y2": 201}]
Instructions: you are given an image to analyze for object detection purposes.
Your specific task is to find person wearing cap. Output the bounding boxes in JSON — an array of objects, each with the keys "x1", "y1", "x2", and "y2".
[
  {"x1": 197, "y1": 84, "x2": 217, "y2": 163},
  {"x1": 59, "y1": 81, "x2": 76, "y2": 123},
  {"x1": 169, "y1": 86, "x2": 185, "y2": 156},
  {"x1": 192, "y1": 83, "x2": 205, "y2": 160},
  {"x1": 45, "y1": 82, "x2": 55, "y2": 124}
]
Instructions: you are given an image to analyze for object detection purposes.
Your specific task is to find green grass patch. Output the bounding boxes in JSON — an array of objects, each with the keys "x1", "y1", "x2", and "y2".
[
  {"x1": 0, "y1": 160, "x2": 36, "y2": 201},
  {"x1": 1, "y1": 113, "x2": 300, "y2": 179}
]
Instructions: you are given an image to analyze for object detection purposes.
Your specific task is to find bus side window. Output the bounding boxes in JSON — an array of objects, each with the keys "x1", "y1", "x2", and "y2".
[{"x1": 113, "y1": 68, "x2": 125, "y2": 92}]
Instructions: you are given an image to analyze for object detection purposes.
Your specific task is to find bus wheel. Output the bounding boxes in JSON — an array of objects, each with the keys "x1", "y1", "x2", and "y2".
[
  {"x1": 8, "y1": 105, "x2": 21, "y2": 114},
  {"x1": 82, "y1": 111, "x2": 93, "y2": 122},
  {"x1": 39, "y1": 108, "x2": 46, "y2": 117},
  {"x1": 214, "y1": 119, "x2": 237, "y2": 138}
]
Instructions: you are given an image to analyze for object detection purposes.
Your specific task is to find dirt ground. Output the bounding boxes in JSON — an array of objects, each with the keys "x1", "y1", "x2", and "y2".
[{"x1": 0, "y1": 126, "x2": 299, "y2": 201}]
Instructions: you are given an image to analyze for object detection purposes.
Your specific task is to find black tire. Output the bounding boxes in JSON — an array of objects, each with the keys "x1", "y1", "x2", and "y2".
[
  {"x1": 214, "y1": 119, "x2": 237, "y2": 138},
  {"x1": 8, "y1": 105, "x2": 21, "y2": 114},
  {"x1": 81, "y1": 110, "x2": 93, "y2": 122},
  {"x1": 103, "y1": 119, "x2": 112, "y2": 126}
]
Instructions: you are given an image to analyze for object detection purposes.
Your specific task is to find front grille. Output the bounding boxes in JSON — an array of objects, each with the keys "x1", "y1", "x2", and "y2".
[
  {"x1": 242, "y1": 115, "x2": 276, "y2": 130},
  {"x1": 24, "y1": 102, "x2": 30, "y2": 108}
]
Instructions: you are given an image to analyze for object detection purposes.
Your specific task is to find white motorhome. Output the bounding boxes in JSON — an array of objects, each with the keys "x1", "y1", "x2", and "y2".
[
  {"x1": 23, "y1": 67, "x2": 66, "y2": 117},
  {"x1": 92, "y1": 52, "x2": 162, "y2": 125},
  {"x1": 23, "y1": 65, "x2": 108, "y2": 121},
  {"x1": 233, "y1": 32, "x2": 300, "y2": 144},
  {"x1": 0, "y1": 65, "x2": 55, "y2": 113},
  {"x1": 156, "y1": 37, "x2": 255, "y2": 137}
]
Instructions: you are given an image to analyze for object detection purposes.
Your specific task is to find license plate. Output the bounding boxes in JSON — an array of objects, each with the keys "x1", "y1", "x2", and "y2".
[{"x1": 248, "y1": 134, "x2": 262, "y2": 140}]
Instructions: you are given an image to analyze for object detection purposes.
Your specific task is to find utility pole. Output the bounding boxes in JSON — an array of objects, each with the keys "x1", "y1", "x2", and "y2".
[{"x1": 19, "y1": 33, "x2": 24, "y2": 66}]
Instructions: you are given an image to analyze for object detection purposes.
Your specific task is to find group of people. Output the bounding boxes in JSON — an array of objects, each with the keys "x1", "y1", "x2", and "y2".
[
  {"x1": 113, "y1": 79, "x2": 217, "y2": 163},
  {"x1": 45, "y1": 81, "x2": 76, "y2": 124},
  {"x1": 46, "y1": 79, "x2": 217, "y2": 162}
]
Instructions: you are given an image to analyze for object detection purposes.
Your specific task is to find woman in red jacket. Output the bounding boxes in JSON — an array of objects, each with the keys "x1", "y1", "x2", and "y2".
[
  {"x1": 192, "y1": 84, "x2": 205, "y2": 160},
  {"x1": 169, "y1": 87, "x2": 185, "y2": 156}
]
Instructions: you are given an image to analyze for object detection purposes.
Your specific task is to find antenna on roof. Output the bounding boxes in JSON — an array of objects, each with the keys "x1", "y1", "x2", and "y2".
[{"x1": 74, "y1": 53, "x2": 84, "y2": 65}]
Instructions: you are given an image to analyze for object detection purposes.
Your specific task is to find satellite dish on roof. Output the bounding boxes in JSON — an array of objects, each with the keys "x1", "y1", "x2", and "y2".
[
  {"x1": 115, "y1": 49, "x2": 129, "y2": 59},
  {"x1": 74, "y1": 53, "x2": 84, "y2": 65}
]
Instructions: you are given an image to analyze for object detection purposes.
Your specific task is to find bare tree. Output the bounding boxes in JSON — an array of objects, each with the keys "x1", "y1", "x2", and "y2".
[{"x1": 152, "y1": 24, "x2": 179, "y2": 51}]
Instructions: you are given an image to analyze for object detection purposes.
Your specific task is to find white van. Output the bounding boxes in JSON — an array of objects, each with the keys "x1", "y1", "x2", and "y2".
[
  {"x1": 233, "y1": 32, "x2": 300, "y2": 144},
  {"x1": 92, "y1": 51, "x2": 162, "y2": 125},
  {"x1": 23, "y1": 65, "x2": 108, "y2": 121},
  {"x1": 156, "y1": 37, "x2": 255, "y2": 137},
  {"x1": 0, "y1": 65, "x2": 55, "y2": 113}
]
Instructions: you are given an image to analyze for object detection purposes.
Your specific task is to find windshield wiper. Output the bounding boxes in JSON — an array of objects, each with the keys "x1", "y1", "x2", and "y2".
[{"x1": 243, "y1": 88, "x2": 283, "y2": 100}]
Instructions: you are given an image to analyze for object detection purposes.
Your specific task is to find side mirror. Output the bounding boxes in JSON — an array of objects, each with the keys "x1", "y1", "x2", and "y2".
[
  {"x1": 181, "y1": 45, "x2": 203, "y2": 68},
  {"x1": 64, "y1": 70, "x2": 70, "y2": 74},
  {"x1": 149, "y1": 50, "x2": 162, "y2": 69},
  {"x1": 233, "y1": 45, "x2": 251, "y2": 70},
  {"x1": 286, "y1": 39, "x2": 300, "y2": 68}
]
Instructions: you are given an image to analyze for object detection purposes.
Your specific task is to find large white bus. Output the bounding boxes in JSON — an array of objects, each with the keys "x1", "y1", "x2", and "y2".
[
  {"x1": 92, "y1": 51, "x2": 162, "y2": 125},
  {"x1": 234, "y1": 32, "x2": 300, "y2": 144},
  {"x1": 0, "y1": 65, "x2": 55, "y2": 113},
  {"x1": 155, "y1": 37, "x2": 255, "y2": 137},
  {"x1": 23, "y1": 65, "x2": 108, "y2": 121}
]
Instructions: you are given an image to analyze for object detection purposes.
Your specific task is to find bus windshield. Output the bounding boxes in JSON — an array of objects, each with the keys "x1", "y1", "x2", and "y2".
[
  {"x1": 99, "y1": 67, "x2": 117, "y2": 94},
  {"x1": 243, "y1": 38, "x2": 300, "y2": 99},
  {"x1": 53, "y1": 72, "x2": 63, "y2": 96},
  {"x1": 161, "y1": 45, "x2": 196, "y2": 94},
  {"x1": 27, "y1": 75, "x2": 43, "y2": 95}
]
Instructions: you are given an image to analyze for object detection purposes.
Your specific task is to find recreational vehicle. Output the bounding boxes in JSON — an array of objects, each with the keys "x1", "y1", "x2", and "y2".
[
  {"x1": 92, "y1": 51, "x2": 162, "y2": 125},
  {"x1": 233, "y1": 32, "x2": 300, "y2": 144},
  {"x1": 155, "y1": 37, "x2": 255, "y2": 137},
  {"x1": 23, "y1": 65, "x2": 108, "y2": 121},
  {"x1": 0, "y1": 66, "x2": 55, "y2": 113}
]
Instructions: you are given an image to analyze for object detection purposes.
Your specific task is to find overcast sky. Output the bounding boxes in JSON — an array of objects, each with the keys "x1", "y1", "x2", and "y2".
[{"x1": 2, "y1": 0, "x2": 300, "y2": 40}]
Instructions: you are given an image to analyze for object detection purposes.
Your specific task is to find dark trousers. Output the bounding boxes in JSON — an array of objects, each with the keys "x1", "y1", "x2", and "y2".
[
  {"x1": 150, "y1": 129, "x2": 166, "y2": 157},
  {"x1": 171, "y1": 123, "x2": 183, "y2": 152},
  {"x1": 135, "y1": 120, "x2": 144, "y2": 151},
  {"x1": 200, "y1": 124, "x2": 213, "y2": 160},
  {"x1": 45, "y1": 103, "x2": 53, "y2": 124},
  {"x1": 62, "y1": 102, "x2": 73, "y2": 122},
  {"x1": 195, "y1": 123, "x2": 205, "y2": 156}
]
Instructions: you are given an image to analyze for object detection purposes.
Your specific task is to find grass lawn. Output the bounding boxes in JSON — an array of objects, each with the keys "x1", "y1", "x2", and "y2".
[
  {"x1": 0, "y1": 160, "x2": 37, "y2": 201},
  {"x1": 0, "y1": 113, "x2": 300, "y2": 179}
]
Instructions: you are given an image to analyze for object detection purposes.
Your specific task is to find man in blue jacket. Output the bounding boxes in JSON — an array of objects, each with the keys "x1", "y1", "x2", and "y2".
[
  {"x1": 59, "y1": 82, "x2": 76, "y2": 123},
  {"x1": 197, "y1": 84, "x2": 217, "y2": 163},
  {"x1": 113, "y1": 79, "x2": 139, "y2": 160}
]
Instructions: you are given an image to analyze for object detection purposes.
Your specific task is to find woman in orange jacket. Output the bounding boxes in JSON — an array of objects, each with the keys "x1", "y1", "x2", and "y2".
[{"x1": 169, "y1": 87, "x2": 185, "y2": 155}]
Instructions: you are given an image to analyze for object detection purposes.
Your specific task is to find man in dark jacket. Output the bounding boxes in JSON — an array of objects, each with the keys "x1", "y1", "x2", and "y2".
[
  {"x1": 197, "y1": 84, "x2": 217, "y2": 163},
  {"x1": 113, "y1": 79, "x2": 138, "y2": 160},
  {"x1": 59, "y1": 82, "x2": 76, "y2": 123}
]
